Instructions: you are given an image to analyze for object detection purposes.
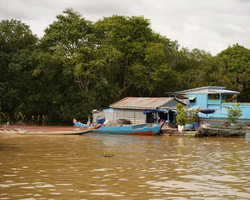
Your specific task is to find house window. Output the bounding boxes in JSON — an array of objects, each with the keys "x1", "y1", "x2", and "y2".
[
  {"x1": 208, "y1": 94, "x2": 220, "y2": 100},
  {"x1": 189, "y1": 97, "x2": 196, "y2": 103},
  {"x1": 226, "y1": 94, "x2": 237, "y2": 102}
]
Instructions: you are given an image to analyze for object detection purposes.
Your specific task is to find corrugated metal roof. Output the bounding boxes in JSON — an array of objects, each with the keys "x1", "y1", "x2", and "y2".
[
  {"x1": 176, "y1": 86, "x2": 240, "y2": 95},
  {"x1": 209, "y1": 89, "x2": 240, "y2": 94},
  {"x1": 110, "y1": 97, "x2": 174, "y2": 110}
]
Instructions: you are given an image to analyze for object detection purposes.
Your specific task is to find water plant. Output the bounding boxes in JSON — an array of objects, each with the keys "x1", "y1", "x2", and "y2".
[{"x1": 99, "y1": 152, "x2": 115, "y2": 157}]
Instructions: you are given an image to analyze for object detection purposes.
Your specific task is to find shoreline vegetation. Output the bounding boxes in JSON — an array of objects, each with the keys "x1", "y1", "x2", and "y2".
[{"x1": 1, "y1": 8, "x2": 250, "y2": 126}]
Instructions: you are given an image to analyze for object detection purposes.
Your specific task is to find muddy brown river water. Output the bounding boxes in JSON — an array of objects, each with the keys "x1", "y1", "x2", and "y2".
[{"x1": 0, "y1": 133, "x2": 250, "y2": 200}]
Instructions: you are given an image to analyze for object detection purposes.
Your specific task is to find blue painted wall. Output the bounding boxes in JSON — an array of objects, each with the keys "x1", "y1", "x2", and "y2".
[{"x1": 186, "y1": 94, "x2": 250, "y2": 121}]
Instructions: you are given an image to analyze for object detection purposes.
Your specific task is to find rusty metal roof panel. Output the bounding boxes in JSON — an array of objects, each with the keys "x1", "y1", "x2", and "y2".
[{"x1": 110, "y1": 97, "x2": 174, "y2": 109}]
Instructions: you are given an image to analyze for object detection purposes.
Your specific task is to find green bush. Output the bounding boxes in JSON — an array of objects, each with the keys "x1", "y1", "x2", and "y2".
[
  {"x1": 185, "y1": 107, "x2": 198, "y2": 124},
  {"x1": 176, "y1": 104, "x2": 186, "y2": 125},
  {"x1": 223, "y1": 103, "x2": 242, "y2": 123}
]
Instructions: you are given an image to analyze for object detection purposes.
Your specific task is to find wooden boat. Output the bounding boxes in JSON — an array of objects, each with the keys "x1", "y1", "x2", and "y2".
[
  {"x1": 73, "y1": 120, "x2": 164, "y2": 136},
  {"x1": 0, "y1": 124, "x2": 102, "y2": 135},
  {"x1": 201, "y1": 124, "x2": 250, "y2": 137}
]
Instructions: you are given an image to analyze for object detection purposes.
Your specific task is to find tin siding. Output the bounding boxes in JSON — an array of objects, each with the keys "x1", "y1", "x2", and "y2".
[
  {"x1": 135, "y1": 110, "x2": 146, "y2": 124},
  {"x1": 124, "y1": 109, "x2": 135, "y2": 123},
  {"x1": 103, "y1": 112, "x2": 113, "y2": 123},
  {"x1": 124, "y1": 109, "x2": 146, "y2": 124},
  {"x1": 167, "y1": 99, "x2": 181, "y2": 107},
  {"x1": 92, "y1": 111, "x2": 103, "y2": 123},
  {"x1": 124, "y1": 109, "x2": 134, "y2": 118},
  {"x1": 113, "y1": 108, "x2": 123, "y2": 120},
  {"x1": 159, "y1": 99, "x2": 177, "y2": 108},
  {"x1": 112, "y1": 108, "x2": 145, "y2": 124}
]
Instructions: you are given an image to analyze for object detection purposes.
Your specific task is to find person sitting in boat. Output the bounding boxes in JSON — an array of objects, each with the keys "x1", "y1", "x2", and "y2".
[{"x1": 73, "y1": 119, "x2": 91, "y2": 127}]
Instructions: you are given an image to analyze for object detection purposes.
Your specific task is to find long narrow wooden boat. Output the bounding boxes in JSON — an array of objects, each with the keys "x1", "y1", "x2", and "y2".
[
  {"x1": 74, "y1": 120, "x2": 164, "y2": 136},
  {"x1": 0, "y1": 124, "x2": 102, "y2": 135}
]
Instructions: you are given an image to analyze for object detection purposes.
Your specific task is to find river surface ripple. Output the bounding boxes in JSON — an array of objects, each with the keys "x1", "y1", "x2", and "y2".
[{"x1": 0, "y1": 134, "x2": 250, "y2": 200}]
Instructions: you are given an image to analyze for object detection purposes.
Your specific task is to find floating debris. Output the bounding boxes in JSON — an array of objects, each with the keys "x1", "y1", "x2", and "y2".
[{"x1": 99, "y1": 152, "x2": 114, "y2": 157}]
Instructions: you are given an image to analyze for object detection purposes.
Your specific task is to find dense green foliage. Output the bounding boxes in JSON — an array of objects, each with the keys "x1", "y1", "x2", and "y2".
[
  {"x1": 176, "y1": 104, "x2": 186, "y2": 125},
  {"x1": 1, "y1": 8, "x2": 250, "y2": 125}
]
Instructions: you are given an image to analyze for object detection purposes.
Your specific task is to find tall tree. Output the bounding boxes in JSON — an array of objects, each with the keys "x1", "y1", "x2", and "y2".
[
  {"x1": 182, "y1": 48, "x2": 215, "y2": 89},
  {"x1": 41, "y1": 8, "x2": 121, "y2": 121},
  {"x1": 94, "y1": 15, "x2": 179, "y2": 97},
  {"x1": 42, "y1": 8, "x2": 93, "y2": 92},
  {"x1": 216, "y1": 44, "x2": 250, "y2": 101},
  {"x1": 0, "y1": 19, "x2": 38, "y2": 122}
]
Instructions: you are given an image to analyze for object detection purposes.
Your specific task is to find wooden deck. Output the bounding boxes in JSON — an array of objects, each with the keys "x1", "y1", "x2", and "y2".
[{"x1": 161, "y1": 125, "x2": 199, "y2": 137}]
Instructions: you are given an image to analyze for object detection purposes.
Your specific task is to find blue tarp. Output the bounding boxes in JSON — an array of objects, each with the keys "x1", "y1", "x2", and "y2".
[
  {"x1": 199, "y1": 109, "x2": 216, "y2": 114},
  {"x1": 143, "y1": 109, "x2": 168, "y2": 114}
]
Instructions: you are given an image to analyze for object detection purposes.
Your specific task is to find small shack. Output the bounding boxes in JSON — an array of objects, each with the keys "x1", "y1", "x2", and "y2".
[{"x1": 93, "y1": 97, "x2": 185, "y2": 125}]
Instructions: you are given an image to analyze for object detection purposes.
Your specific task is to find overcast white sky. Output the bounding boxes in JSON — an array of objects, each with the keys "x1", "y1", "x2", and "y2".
[{"x1": 0, "y1": 0, "x2": 249, "y2": 55}]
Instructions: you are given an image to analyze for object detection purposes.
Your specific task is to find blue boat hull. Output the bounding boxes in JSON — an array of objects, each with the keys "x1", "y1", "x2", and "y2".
[{"x1": 74, "y1": 121, "x2": 164, "y2": 135}]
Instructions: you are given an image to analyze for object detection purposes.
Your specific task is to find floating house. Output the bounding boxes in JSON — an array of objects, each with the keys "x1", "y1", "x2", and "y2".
[
  {"x1": 175, "y1": 86, "x2": 250, "y2": 121},
  {"x1": 92, "y1": 97, "x2": 185, "y2": 125}
]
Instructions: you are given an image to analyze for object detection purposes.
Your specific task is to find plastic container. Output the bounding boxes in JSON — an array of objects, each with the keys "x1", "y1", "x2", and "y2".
[
  {"x1": 96, "y1": 116, "x2": 105, "y2": 124},
  {"x1": 193, "y1": 122, "x2": 198, "y2": 128},
  {"x1": 185, "y1": 124, "x2": 193, "y2": 130}
]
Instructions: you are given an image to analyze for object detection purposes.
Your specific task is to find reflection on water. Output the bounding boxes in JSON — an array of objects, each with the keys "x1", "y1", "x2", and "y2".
[{"x1": 0, "y1": 133, "x2": 250, "y2": 199}]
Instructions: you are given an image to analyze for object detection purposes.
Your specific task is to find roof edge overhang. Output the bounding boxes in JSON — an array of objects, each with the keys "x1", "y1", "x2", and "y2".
[
  {"x1": 175, "y1": 86, "x2": 226, "y2": 94},
  {"x1": 208, "y1": 91, "x2": 240, "y2": 95},
  {"x1": 111, "y1": 106, "x2": 158, "y2": 110}
]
